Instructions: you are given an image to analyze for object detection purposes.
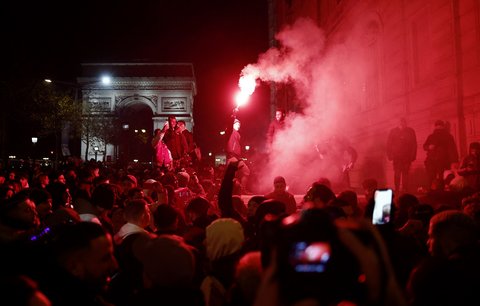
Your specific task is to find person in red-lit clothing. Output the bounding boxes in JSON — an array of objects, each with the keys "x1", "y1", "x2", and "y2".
[
  {"x1": 387, "y1": 117, "x2": 417, "y2": 193},
  {"x1": 162, "y1": 115, "x2": 189, "y2": 168},
  {"x1": 226, "y1": 119, "x2": 251, "y2": 194},
  {"x1": 264, "y1": 176, "x2": 297, "y2": 215},
  {"x1": 266, "y1": 108, "x2": 286, "y2": 153},
  {"x1": 151, "y1": 125, "x2": 173, "y2": 170}
]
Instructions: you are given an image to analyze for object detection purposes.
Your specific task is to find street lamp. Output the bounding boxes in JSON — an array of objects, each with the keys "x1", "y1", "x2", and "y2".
[
  {"x1": 44, "y1": 76, "x2": 112, "y2": 162},
  {"x1": 31, "y1": 137, "x2": 38, "y2": 160},
  {"x1": 94, "y1": 146, "x2": 99, "y2": 161}
]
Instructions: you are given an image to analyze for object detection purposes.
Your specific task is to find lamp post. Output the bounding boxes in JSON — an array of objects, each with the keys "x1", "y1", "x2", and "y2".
[
  {"x1": 94, "y1": 146, "x2": 99, "y2": 161},
  {"x1": 31, "y1": 137, "x2": 38, "y2": 160},
  {"x1": 44, "y1": 76, "x2": 112, "y2": 162}
]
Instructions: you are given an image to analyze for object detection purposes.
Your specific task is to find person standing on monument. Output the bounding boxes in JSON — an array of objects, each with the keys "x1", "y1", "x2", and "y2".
[
  {"x1": 226, "y1": 119, "x2": 251, "y2": 194},
  {"x1": 162, "y1": 115, "x2": 189, "y2": 168},
  {"x1": 386, "y1": 117, "x2": 417, "y2": 193}
]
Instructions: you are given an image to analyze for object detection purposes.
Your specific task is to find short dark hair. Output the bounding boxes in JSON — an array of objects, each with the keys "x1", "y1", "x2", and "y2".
[
  {"x1": 305, "y1": 182, "x2": 336, "y2": 203},
  {"x1": 52, "y1": 222, "x2": 107, "y2": 264},
  {"x1": 153, "y1": 204, "x2": 179, "y2": 229},
  {"x1": 91, "y1": 183, "x2": 117, "y2": 210}
]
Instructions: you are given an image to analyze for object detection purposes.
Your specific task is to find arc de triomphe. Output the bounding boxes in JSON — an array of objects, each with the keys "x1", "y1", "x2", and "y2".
[{"x1": 78, "y1": 63, "x2": 196, "y2": 162}]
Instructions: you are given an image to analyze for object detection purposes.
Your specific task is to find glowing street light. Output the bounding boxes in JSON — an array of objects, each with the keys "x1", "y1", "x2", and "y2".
[
  {"x1": 245, "y1": 145, "x2": 250, "y2": 151},
  {"x1": 94, "y1": 146, "x2": 99, "y2": 161},
  {"x1": 101, "y1": 75, "x2": 111, "y2": 85},
  {"x1": 31, "y1": 137, "x2": 38, "y2": 144}
]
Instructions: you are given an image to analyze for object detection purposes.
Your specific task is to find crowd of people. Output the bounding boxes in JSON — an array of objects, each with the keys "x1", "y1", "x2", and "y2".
[{"x1": 0, "y1": 113, "x2": 479, "y2": 306}]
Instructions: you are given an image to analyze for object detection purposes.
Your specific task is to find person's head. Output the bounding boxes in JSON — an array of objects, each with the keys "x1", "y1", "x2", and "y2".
[
  {"x1": 52, "y1": 171, "x2": 66, "y2": 185},
  {"x1": 177, "y1": 120, "x2": 186, "y2": 132},
  {"x1": 0, "y1": 275, "x2": 51, "y2": 306},
  {"x1": 168, "y1": 115, "x2": 177, "y2": 129},
  {"x1": 152, "y1": 204, "x2": 179, "y2": 232},
  {"x1": 397, "y1": 192, "x2": 418, "y2": 209},
  {"x1": 233, "y1": 251, "x2": 263, "y2": 306},
  {"x1": 0, "y1": 191, "x2": 40, "y2": 231},
  {"x1": 177, "y1": 172, "x2": 190, "y2": 188},
  {"x1": 399, "y1": 117, "x2": 407, "y2": 128},
  {"x1": 46, "y1": 182, "x2": 72, "y2": 210},
  {"x1": 273, "y1": 176, "x2": 287, "y2": 193},
  {"x1": 8, "y1": 171, "x2": 16, "y2": 181},
  {"x1": 185, "y1": 196, "x2": 211, "y2": 223},
  {"x1": 316, "y1": 177, "x2": 332, "y2": 190},
  {"x1": 18, "y1": 173, "x2": 29, "y2": 189},
  {"x1": 123, "y1": 199, "x2": 151, "y2": 228},
  {"x1": 38, "y1": 173, "x2": 50, "y2": 187},
  {"x1": 427, "y1": 210, "x2": 477, "y2": 258},
  {"x1": 161, "y1": 172, "x2": 178, "y2": 189},
  {"x1": 0, "y1": 185, "x2": 15, "y2": 200},
  {"x1": 275, "y1": 109, "x2": 285, "y2": 122},
  {"x1": 154, "y1": 128, "x2": 162, "y2": 137},
  {"x1": 133, "y1": 235, "x2": 195, "y2": 288},
  {"x1": 233, "y1": 119, "x2": 241, "y2": 131},
  {"x1": 247, "y1": 196, "x2": 267, "y2": 218},
  {"x1": 122, "y1": 175, "x2": 137, "y2": 194},
  {"x1": 29, "y1": 188, "x2": 53, "y2": 221},
  {"x1": 254, "y1": 199, "x2": 286, "y2": 229},
  {"x1": 336, "y1": 190, "x2": 359, "y2": 218},
  {"x1": 91, "y1": 183, "x2": 117, "y2": 211},
  {"x1": 434, "y1": 119, "x2": 446, "y2": 130},
  {"x1": 52, "y1": 222, "x2": 117, "y2": 290},
  {"x1": 127, "y1": 187, "x2": 145, "y2": 201},
  {"x1": 206, "y1": 218, "x2": 245, "y2": 261},
  {"x1": 469, "y1": 142, "x2": 480, "y2": 157},
  {"x1": 304, "y1": 182, "x2": 336, "y2": 209}
]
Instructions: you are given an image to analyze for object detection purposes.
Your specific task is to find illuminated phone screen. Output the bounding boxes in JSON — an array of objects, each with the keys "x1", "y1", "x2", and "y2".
[
  {"x1": 289, "y1": 241, "x2": 331, "y2": 273},
  {"x1": 373, "y1": 189, "x2": 393, "y2": 225}
]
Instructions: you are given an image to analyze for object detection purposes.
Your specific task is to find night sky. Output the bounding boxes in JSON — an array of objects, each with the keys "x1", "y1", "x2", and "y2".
[{"x1": 1, "y1": 0, "x2": 271, "y2": 156}]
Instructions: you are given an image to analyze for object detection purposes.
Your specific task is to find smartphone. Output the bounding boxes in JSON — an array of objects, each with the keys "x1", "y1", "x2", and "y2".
[
  {"x1": 372, "y1": 189, "x2": 393, "y2": 225},
  {"x1": 289, "y1": 241, "x2": 331, "y2": 273}
]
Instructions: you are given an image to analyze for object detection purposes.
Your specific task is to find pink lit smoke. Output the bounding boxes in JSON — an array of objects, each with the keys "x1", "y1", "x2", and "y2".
[{"x1": 241, "y1": 18, "x2": 369, "y2": 194}]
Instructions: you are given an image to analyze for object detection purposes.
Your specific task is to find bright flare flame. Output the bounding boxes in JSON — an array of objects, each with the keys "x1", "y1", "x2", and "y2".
[
  {"x1": 239, "y1": 75, "x2": 256, "y2": 96},
  {"x1": 235, "y1": 91, "x2": 250, "y2": 108},
  {"x1": 235, "y1": 75, "x2": 257, "y2": 108}
]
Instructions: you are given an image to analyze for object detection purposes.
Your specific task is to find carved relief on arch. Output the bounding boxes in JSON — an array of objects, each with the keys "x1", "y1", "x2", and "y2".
[{"x1": 114, "y1": 94, "x2": 158, "y2": 113}]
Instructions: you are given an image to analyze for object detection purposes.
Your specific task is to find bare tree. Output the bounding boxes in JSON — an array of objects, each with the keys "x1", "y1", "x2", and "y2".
[
  {"x1": 31, "y1": 82, "x2": 82, "y2": 166},
  {"x1": 81, "y1": 98, "x2": 119, "y2": 161}
]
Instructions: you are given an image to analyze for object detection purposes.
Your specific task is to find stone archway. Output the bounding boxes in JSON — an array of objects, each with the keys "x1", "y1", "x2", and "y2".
[{"x1": 116, "y1": 102, "x2": 154, "y2": 164}]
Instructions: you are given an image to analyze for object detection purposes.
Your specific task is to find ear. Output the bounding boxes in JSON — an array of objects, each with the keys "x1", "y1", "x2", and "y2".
[{"x1": 65, "y1": 255, "x2": 84, "y2": 278}]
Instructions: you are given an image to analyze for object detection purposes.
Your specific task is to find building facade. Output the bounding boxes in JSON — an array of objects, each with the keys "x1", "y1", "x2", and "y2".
[{"x1": 269, "y1": 0, "x2": 480, "y2": 189}]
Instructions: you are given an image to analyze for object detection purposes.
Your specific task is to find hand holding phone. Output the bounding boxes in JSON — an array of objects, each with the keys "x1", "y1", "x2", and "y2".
[{"x1": 372, "y1": 189, "x2": 393, "y2": 225}]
